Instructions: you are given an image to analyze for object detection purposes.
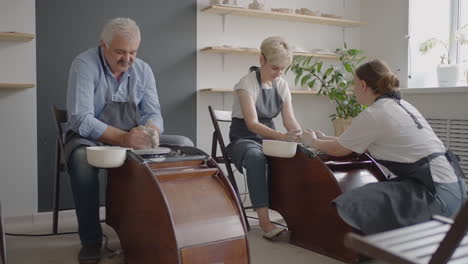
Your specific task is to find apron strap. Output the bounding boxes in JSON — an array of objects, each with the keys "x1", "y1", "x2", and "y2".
[{"x1": 375, "y1": 91, "x2": 423, "y2": 129}]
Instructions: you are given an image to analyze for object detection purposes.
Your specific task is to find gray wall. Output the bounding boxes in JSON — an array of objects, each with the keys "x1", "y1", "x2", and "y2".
[{"x1": 36, "y1": 0, "x2": 197, "y2": 211}]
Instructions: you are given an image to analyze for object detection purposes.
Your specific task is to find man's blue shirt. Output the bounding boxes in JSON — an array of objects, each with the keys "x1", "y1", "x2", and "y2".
[{"x1": 66, "y1": 47, "x2": 164, "y2": 140}]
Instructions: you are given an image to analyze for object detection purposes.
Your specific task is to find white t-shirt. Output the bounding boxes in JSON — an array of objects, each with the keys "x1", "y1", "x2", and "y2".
[
  {"x1": 231, "y1": 71, "x2": 292, "y2": 118},
  {"x1": 338, "y1": 98, "x2": 457, "y2": 183}
]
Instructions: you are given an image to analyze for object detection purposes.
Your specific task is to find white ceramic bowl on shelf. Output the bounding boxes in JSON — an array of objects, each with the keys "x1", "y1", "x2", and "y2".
[
  {"x1": 86, "y1": 146, "x2": 129, "y2": 168},
  {"x1": 262, "y1": 140, "x2": 297, "y2": 158}
]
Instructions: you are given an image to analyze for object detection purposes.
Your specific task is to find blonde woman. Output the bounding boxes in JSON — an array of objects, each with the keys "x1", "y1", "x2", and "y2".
[
  {"x1": 227, "y1": 36, "x2": 302, "y2": 240},
  {"x1": 302, "y1": 59, "x2": 467, "y2": 234}
]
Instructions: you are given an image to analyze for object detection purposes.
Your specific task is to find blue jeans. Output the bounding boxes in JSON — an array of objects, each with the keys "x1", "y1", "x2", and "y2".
[
  {"x1": 242, "y1": 147, "x2": 269, "y2": 208},
  {"x1": 67, "y1": 134, "x2": 193, "y2": 246},
  {"x1": 434, "y1": 180, "x2": 467, "y2": 217},
  {"x1": 68, "y1": 146, "x2": 103, "y2": 246}
]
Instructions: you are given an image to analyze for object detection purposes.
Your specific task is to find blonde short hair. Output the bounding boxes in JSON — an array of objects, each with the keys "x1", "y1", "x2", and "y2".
[
  {"x1": 260, "y1": 36, "x2": 293, "y2": 68},
  {"x1": 101, "y1": 17, "x2": 141, "y2": 45}
]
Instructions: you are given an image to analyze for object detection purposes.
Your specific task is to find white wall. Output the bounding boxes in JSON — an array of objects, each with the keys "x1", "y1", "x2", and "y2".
[
  {"x1": 0, "y1": 0, "x2": 38, "y2": 217},
  {"x1": 360, "y1": 0, "x2": 409, "y2": 88},
  {"x1": 360, "y1": 0, "x2": 468, "y2": 118},
  {"x1": 402, "y1": 90, "x2": 468, "y2": 120},
  {"x1": 197, "y1": 0, "x2": 362, "y2": 155}
]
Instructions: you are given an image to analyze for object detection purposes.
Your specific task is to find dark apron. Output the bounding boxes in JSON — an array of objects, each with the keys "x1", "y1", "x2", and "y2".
[
  {"x1": 227, "y1": 67, "x2": 283, "y2": 172},
  {"x1": 64, "y1": 47, "x2": 140, "y2": 163},
  {"x1": 333, "y1": 92, "x2": 467, "y2": 234}
]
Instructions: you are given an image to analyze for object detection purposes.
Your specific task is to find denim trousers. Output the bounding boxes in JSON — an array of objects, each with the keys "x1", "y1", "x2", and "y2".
[
  {"x1": 68, "y1": 146, "x2": 103, "y2": 246},
  {"x1": 242, "y1": 147, "x2": 269, "y2": 209}
]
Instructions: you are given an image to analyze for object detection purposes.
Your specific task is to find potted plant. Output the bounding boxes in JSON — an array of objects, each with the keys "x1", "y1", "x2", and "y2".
[
  {"x1": 287, "y1": 43, "x2": 366, "y2": 136},
  {"x1": 419, "y1": 24, "x2": 468, "y2": 87}
]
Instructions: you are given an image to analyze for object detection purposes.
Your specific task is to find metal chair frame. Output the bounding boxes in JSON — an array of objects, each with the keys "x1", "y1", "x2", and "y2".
[
  {"x1": 52, "y1": 105, "x2": 68, "y2": 234},
  {"x1": 208, "y1": 105, "x2": 251, "y2": 230}
]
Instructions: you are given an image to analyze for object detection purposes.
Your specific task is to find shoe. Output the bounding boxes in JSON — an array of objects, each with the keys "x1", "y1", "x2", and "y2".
[
  {"x1": 262, "y1": 227, "x2": 288, "y2": 241},
  {"x1": 78, "y1": 243, "x2": 102, "y2": 264}
]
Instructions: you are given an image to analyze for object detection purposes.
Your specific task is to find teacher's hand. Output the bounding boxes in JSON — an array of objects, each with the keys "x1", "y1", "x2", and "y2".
[{"x1": 314, "y1": 130, "x2": 327, "y2": 139}]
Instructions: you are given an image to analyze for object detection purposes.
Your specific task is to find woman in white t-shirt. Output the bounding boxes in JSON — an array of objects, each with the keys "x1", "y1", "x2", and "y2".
[
  {"x1": 227, "y1": 36, "x2": 302, "y2": 240},
  {"x1": 302, "y1": 59, "x2": 466, "y2": 234}
]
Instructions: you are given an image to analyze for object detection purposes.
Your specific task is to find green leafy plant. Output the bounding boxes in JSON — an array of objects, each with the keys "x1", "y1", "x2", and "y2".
[{"x1": 287, "y1": 43, "x2": 366, "y2": 120}]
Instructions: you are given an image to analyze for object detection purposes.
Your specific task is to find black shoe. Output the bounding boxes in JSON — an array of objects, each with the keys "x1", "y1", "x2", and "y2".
[{"x1": 78, "y1": 243, "x2": 102, "y2": 264}]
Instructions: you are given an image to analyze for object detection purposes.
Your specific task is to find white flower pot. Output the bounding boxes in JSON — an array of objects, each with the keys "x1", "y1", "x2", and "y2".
[{"x1": 437, "y1": 64, "x2": 465, "y2": 87}]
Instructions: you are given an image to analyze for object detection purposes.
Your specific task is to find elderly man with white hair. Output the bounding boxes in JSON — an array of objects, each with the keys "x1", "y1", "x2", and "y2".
[{"x1": 64, "y1": 17, "x2": 192, "y2": 263}]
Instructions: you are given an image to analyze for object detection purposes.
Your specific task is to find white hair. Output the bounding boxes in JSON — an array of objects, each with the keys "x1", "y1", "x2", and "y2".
[
  {"x1": 260, "y1": 36, "x2": 293, "y2": 68},
  {"x1": 101, "y1": 17, "x2": 141, "y2": 45}
]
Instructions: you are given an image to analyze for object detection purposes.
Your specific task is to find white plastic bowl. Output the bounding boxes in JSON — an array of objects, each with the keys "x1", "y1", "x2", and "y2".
[
  {"x1": 262, "y1": 140, "x2": 297, "y2": 158},
  {"x1": 86, "y1": 146, "x2": 128, "y2": 168}
]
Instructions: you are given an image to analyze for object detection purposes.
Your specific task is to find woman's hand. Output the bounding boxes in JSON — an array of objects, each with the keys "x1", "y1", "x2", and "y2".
[
  {"x1": 301, "y1": 129, "x2": 317, "y2": 147},
  {"x1": 314, "y1": 130, "x2": 326, "y2": 139},
  {"x1": 284, "y1": 129, "x2": 302, "y2": 142}
]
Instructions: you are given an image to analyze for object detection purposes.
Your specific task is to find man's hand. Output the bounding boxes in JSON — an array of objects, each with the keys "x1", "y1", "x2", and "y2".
[
  {"x1": 125, "y1": 126, "x2": 153, "y2": 149},
  {"x1": 144, "y1": 120, "x2": 160, "y2": 148},
  {"x1": 144, "y1": 126, "x2": 160, "y2": 148}
]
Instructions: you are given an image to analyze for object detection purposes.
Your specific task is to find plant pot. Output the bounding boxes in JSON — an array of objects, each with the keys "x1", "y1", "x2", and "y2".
[
  {"x1": 333, "y1": 118, "x2": 352, "y2": 136},
  {"x1": 437, "y1": 64, "x2": 465, "y2": 87}
]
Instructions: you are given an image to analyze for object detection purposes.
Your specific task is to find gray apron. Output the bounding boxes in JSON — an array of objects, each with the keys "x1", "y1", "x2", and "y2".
[
  {"x1": 334, "y1": 92, "x2": 467, "y2": 234},
  {"x1": 227, "y1": 67, "x2": 283, "y2": 172},
  {"x1": 64, "y1": 47, "x2": 140, "y2": 162}
]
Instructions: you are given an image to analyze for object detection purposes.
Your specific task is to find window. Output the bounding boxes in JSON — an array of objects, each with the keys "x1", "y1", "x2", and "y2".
[
  {"x1": 408, "y1": 0, "x2": 467, "y2": 88},
  {"x1": 459, "y1": 1, "x2": 468, "y2": 64}
]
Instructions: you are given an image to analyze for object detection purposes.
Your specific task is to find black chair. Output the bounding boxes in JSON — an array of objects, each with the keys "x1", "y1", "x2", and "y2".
[
  {"x1": 52, "y1": 105, "x2": 68, "y2": 234},
  {"x1": 345, "y1": 201, "x2": 468, "y2": 264},
  {"x1": 0, "y1": 202, "x2": 7, "y2": 264},
  {"x1": 208, "y1": 105, "x2": 251, "y2": 230}
]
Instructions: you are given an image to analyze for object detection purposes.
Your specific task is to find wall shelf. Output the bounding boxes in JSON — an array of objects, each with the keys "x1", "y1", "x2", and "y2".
[
  {"x1": 200, "y1": 5, "x2": 366, "y2": 27},
  {"x1": 0, "y1": 83, "x2": 35, "y2": 89},
  {"x1": 0, "y1": 32, "x2": 35, "y2": 41},
  {"x1": 200, "y1": 88, "x2": 319, "y2": 94},
  {"x1": 200, "y1": 46, "x2": 339, "y2": 60}
]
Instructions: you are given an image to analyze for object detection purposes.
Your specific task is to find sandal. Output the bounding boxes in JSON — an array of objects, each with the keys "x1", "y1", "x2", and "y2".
[{"x1": 262, "y1": 227, "x2": 288, "y2": 241}]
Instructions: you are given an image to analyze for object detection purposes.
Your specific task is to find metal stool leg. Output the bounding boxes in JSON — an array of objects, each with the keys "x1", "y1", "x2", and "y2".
[{"x1": 225, "y1": 167, "x2": 250, "y2": 231}]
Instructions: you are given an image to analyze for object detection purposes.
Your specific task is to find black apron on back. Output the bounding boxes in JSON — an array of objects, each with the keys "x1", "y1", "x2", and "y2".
[{"x1": 333, "y1": 92, "x2": 467, "y2": 234}]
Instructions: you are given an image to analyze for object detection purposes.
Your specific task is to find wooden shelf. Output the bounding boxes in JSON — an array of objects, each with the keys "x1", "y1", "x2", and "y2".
[
  {"x1": 201, "y1": 5, "x2": 366, "y2": 27},
  {"x1": 200, "y1": 46, "x2": 339, "y2": 60},
  {"x1": 200, "y1": 88, "x2": 319, "y2": 94},
  {"x1": 0, "y1": 32, "x2": 35, "y2": 41},
  {"x1": 0, "y1": 83, "x2": 35, "y2": 89}
]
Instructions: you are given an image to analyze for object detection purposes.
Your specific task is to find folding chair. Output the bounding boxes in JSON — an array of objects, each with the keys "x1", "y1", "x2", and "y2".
[
  {"x1": 52, "y1": 105, "x2": 68, "y2": 234},
  {"x1": 208, "y1": 105, "x2": 250, "y2": 230},
  {"x1": 345, "y1": 201, "x2": 468, "y2": 264},
  {"x1": 0, "y1": 202, "x2": 6, "y2": 264}
]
